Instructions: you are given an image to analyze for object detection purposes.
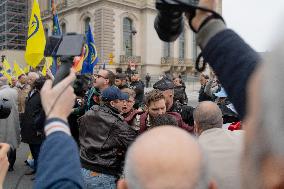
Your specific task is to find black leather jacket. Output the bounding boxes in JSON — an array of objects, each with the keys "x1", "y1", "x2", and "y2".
[{"x1": 79, "y1": 104, "x2": 137, "y2": 176}]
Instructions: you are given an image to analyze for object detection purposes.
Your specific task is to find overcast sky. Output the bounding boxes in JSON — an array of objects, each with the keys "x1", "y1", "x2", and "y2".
[{"x1": 223, "y1": 0, "x2": 284, "y2": 52}]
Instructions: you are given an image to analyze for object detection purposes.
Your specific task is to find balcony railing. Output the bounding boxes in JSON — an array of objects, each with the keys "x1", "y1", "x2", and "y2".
[
  {"x1": 161, "y1": 57, "x2": 194, "y2": 66},
  {"x1": 120, "y1": 55, "x2": 141, "y2": 64}
]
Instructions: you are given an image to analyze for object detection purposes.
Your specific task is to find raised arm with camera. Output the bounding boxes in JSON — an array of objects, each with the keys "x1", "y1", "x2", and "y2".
[
  {"x1": 191, "y1": 0, "x2": 260, "y2": 119},
  {"x1": 34, "y1": 70, "x2": 83, "y2": 189},
  {"x1": 155, "y1": 0, "x2": 260, "y2": 119}
]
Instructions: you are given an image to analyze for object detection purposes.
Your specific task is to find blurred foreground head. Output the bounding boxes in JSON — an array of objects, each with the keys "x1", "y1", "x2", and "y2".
[
  {"x1": 118, "y1": 126, "x2": 216, "y2": 189},
  {"x1": 244, "y1": 42, "x2": 284, "y2": 188}
]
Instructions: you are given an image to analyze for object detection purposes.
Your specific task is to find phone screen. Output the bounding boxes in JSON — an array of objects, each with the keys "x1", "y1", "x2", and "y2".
[{"x1": 44, "y1": 34, "x2": 85, "y2": 57}]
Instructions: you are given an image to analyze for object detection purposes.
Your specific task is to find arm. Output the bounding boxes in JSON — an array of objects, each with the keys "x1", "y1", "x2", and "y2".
[
  {"x1": 198, "y1": 21, "x2": 260, "y2": 119},
  {"x1": 204, "y1": 79, "x2": 214, "y2": 97},
  {"x1": 190, "y1": 1, "x2": 260, "y2": 119},
  {"x1": 34, "y1": 120, "x2": 83, "y2": 189},
  {"x1": 35, "y1": 71, "x2": 84, "y2": 189}
]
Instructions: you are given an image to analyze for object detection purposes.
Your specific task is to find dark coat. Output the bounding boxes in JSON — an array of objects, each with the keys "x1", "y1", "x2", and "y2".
[
  {"x1": 79, "y1": 104, "x2": 137, "y2": 176},
  {"x1": 202, "y1": 29, "x2": 259, "y2": 119},
  {"x1": 198, "y1": 85, "x2": 212, "y2": 102},
  {"x1": 20, "y1": 90, "x2": 45, "y2": 144},
  {"x1": 130, "y1": 80, "x2": 145, "y2": 108},
  {"x1": 169, "y1": 102, "x2": 195, "y2": 126}
]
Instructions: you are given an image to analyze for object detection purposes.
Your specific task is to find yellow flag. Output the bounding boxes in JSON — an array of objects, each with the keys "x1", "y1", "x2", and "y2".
[
  {"x1": 24, "y1": 66, "x2": 30, "y2": 74},
  {"x1": 13, "y1": 62, "x2": 25, "y2": 78},
  {"x1": 42, "y1": 57, "x2": 53, "y2": 76},
  {"x1": 25, "y1": 0, "x2": 46, "y2": 68},
  {"x1": 3, "y1": 71, "x2": 12, "y2": 84},
  {"x1": 109, "y1": 53, "x2": 114, "y2": 65},
  {"x1": 2, "y1": 59, "x2": 11, "y2": 71}
]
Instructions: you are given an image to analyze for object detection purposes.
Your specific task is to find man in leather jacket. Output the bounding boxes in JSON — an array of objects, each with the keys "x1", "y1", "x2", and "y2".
[{"x1": 79, "y1": 86, "x2": 137, "y2": 189}]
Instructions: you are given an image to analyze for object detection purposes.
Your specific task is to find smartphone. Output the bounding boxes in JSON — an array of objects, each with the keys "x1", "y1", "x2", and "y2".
[{"x1": 44, "y1": 33, "x2": 85, "y2": 57}]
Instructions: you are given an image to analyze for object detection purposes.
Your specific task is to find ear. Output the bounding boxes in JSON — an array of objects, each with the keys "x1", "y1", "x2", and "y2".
[
  {"x1": 110, "y1": 101, "x2": 115, "y2": 107},
  {"x1": 117, "y1": 179, "x2": 128, "y2": 189},
  {"x1": 208, "y1": 180, "x2": 218, "y2": 189}
]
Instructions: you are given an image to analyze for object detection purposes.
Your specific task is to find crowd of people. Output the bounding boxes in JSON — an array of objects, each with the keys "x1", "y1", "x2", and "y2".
[{"x1": 0, "y1": 0, "x2": 283, "y2": 188}]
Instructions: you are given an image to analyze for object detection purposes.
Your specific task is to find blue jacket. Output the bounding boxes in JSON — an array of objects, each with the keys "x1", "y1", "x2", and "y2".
[{"x1": 34, "y1": 132, "x2": 84, "y2": 189}]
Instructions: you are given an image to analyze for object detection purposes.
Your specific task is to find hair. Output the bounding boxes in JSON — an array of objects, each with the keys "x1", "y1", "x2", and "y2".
[
  {"x1": 145, "y1": 89, "x2": 165, "y2": 107},
  {"x1": 106, "y1": 70, "x2": 115, "y2": 86},
  {"x1": 116, "y1": 67, "x2": 123, "y2": 73},
  {"x1": 18, "y1": 74, "x2": 25, "y2": 80},
  {"x1": 151, "y1": 114, "x2": 178, "y2": 127},
  {"x1": 33, "y1": 77, "x2": 46, "y2": 91},
  {"x1": 121, "y1": 88, "x2": 136, "y2": 99},
  {"x1": 193, "y1": 101, "x2": 223, "y2": 131}
]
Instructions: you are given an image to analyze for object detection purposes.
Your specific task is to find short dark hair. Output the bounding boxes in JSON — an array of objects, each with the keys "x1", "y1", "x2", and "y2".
[
  {"x1": 33, "y1": 77, "x2": 46, "y2": 91},
  {"x1": 145, "y1": 89, "x2": 165, "y2": 107},
  {"x1": 18, "y1": 74, "x2": 25, "y2": 80},
  {"x1": 116, "y1": 67, "x2": 123, "y2": 73},
  {"x1": 106, "y1": 70, "x2": 115, "y2": 86},
  {"x1": 151, "y1": 114, "x2": 178, "y2": 127}
]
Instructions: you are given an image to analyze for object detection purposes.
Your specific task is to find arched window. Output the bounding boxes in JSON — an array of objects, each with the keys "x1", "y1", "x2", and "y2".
[
  {"x1": 123, "y1": 17, "x2": 133, "y2": 56},
  {"x1": 192, "y1": 32, "x2": 197, "y2": 61},
  {"x1": 179, "y1": 31, "x2": 185, "y2": 59},
  {"x1": 164, "y1": 42, "x2": 171, "y2": 57},
  {"x1": 48, "y1": 0, "x2": 52, "y2": 10},
  {"x1": 84, "y1": 17, "x2": 90, "y2": 33},
  {"x1": 61, "y1": 23, "x2": 66, "y2": 34}
]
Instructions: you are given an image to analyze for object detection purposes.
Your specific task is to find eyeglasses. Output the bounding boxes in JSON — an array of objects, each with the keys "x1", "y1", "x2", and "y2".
[{"x1": 97, "y1": 75, "x2": 108, "y2": 79}]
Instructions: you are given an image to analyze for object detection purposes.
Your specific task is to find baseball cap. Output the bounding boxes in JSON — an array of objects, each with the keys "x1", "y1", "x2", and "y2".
[
  {"x1": 153, "y1": 78, "x2": 174, "y2": 91},
  {"x1": 101, "y1": 86, "x2": 129, "y2": 101}
]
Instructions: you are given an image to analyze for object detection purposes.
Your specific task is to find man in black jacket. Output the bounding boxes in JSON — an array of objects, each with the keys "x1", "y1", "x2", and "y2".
[
  {"x1": 21, "y1": 76, "x2": 46, "y2": 175},
  {"x1": 130, "y1": 71, "x2": 145, "y2": 109},
  {"x1": 79, "y1": 86, "x2": 137, "y2": 189},
  {"x1": 153, "y1": 78, "x2": 195, "y2": 126}
]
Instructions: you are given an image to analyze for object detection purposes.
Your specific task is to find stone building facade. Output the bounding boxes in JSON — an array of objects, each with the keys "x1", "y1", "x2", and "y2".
[{"x1": 3, "y1": 0, "x2": 222, "y2": 77}]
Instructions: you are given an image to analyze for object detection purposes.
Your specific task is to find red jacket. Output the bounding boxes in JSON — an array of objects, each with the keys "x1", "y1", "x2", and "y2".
[{"x1": 139, "y1": 112, "x2": 193, "y2": 134}]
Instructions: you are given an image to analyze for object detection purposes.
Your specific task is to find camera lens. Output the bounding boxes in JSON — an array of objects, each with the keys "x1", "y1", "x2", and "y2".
[{"x1": 154, "y1": 10, "x2": 184, "y2": 42}]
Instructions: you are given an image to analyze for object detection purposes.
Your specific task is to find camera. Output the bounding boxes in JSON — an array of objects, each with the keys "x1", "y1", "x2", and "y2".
[
  {"x1": 0, "y1": 98, "x2": 11, "y2": 119},
  {"x1": 44, "y1": 33, "x2": 85, "y2": 86},
  {"x1": 154, "y1": 0, "x2": 199, "y2": 42}
]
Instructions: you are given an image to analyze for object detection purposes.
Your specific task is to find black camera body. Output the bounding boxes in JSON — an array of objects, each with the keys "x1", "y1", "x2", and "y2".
[
  {"x1": 155, "y1": 0, "x2": 199, "y2": 42},
  {"x1": 0, "y1": 99, "x2": 11, "y2": 119}
]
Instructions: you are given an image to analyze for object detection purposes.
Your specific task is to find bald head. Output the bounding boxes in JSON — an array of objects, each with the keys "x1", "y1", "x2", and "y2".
[
  {"x1": 27, "y1": 72, "x2": 39, "y2": 86},
  {"x1": 120, "y1": 126, "x2": 209, "y2": 189},
  {"x1": 193, "y1": 101, "x2": 223, "y2": 135}
]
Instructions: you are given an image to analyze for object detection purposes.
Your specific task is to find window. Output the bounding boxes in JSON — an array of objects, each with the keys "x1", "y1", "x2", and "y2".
[
  {"x1": 192, "y1": 32, "x2": 197, "y2": 61},
  {"x1": 123, "y1": 17, "x2": 133, "y2": 56},
  {"x1": 61, "y1": 23, "x2": 66, "y2": 34},
  {"x1": 48, "y1": 0, "x2": 52, "y2": 10},
  {"x1": 164, "y1": 42, "x2": 171, "y2": 57},
  {"x1": 179, "y1": 31, "x2": 185, "y2": 59},
  {"x1": 84, "y1": 17, "x2": 90, "y2": 33}
]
